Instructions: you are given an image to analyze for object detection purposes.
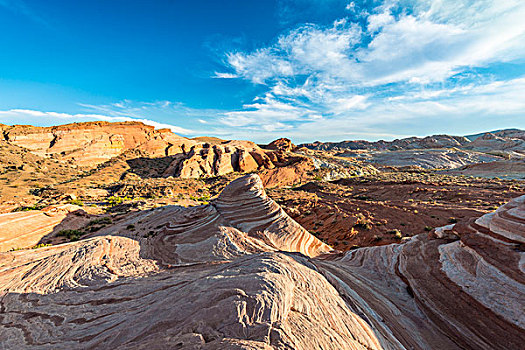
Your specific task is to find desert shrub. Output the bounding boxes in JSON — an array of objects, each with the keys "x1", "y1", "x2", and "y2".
[
  {"x1": 31, "y1": 243, "x2": 52, "y2": 249},
  {"x1": 70, "y1": 199, "x2": 84, "y2": 206},
  {"x1": 107, "y1": 196, "x2": 132, "y2": 206},
  {"x1": 354, "y1": 213, "x2": 372, "y2": 230},
  {"x1": 424, "y1": 226, "x2": 433, "y2": 232},
  {"x1": 88, "y1": 217, "x2": 112, "y2": 226},
  {"x1": 448, "y1": 217, "x2": 458, "y2": 223},
  {"x1": 57, "y1": 229, "x2": 83, "y2": 241},
  {"x1": 388, "y1": 229, "x2": 403, "y2": 239},
  {"x1": 126, "y1": 224, "x2": 136, "y2": 231},
  {"x1": 13, "y1": 204, "x2": 45, "y2": 212}
]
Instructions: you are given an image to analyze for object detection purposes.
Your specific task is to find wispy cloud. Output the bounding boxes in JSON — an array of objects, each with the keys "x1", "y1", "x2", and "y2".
[
  {"x1": 205, "y1": 0, "x2": 525, "y2": 142},
  {"x1": 2, "y1": 0, "x2": 524, "y2": 144},
  {"x1": 0, "y1": 0, "x2": 48, "y2": 25},
  {"x1": 0, "y1": 109, "x2": 193, "y2": 134}
]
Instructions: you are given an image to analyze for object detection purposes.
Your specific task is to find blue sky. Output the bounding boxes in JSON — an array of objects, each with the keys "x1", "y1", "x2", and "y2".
[{"x1": 0, "y1": 0, "x2": 524, "y2": 143}]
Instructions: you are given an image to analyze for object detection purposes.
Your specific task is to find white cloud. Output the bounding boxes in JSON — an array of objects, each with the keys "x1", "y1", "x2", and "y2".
[
  {"x1": 0, "y1": 109, "x2": 193, "y2": 134},
  {"x1": 206, "y1": 0, "x2": 525, "y2": 143},
  {"x1": 212, "y1": 72, "x2": 238, "y2": 79},
  {"x1": 224, "y1": 0, "x2": 525, "y2": 87}
]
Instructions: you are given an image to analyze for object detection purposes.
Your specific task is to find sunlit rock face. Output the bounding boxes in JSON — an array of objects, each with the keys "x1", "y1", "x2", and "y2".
[
  {"x1": 0, "y1": 204, "x2": 86, "y2": 252},
  {"x1": 319, "y1": 194, "x2": 525, "y2": 350},
  {"x1": 1, "y1": 122, "x2": 197, "y2": 167},
  {"x1": 0, "y1": 175, "x2": 523, "y2": 349},
  {"x1": 162, "y1": 143, "x2": 270, "y2": 178}
]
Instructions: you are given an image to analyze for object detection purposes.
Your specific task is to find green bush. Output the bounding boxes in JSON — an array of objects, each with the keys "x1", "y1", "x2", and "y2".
[
  {"x1": 88, "y1": 217, "x2": 112, "y2": 226},
  {"x1": 70, "y1": 199, "x2": 84, "y2": 206},
  {"x1": 57, "y1": 229, "x2": 84, "y2": 241},
  {"x1": 107, "y1": 196, "x2": 132, "y2": 206},
  {"x1": 388, "y1": 229, "x2": 403, "y2": 239},
  {"x1": 13, "y1": 204, "x2": 45, "y2": 212},
  {"x1": 31, "y1": 243, "x2": 52, "y2": 249}
]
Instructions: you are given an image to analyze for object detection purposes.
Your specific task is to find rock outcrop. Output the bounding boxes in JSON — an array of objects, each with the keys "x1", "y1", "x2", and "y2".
[
  {"x1": 264, "y1": 138, "x2": 295, "y2": 153},
  {"x1": 1, "y1": 122, "x2": 197, "y2": 167},
  {"x1": 301, "y1": 129, "x2": 525, "y2": 157},
  {"x1": 162, "y1": 141, "x2": 314, "y2": 181},
  {"x1": 444, "y1": 159, "x2": 525, "y2": 180},
  {"x1": 0, "y1": 175, "x2": 523, "y2": 349},
  {"x1": 0, "y1": 205, "x2": 86, "y2": 252},
  {"x1": 301, "y1": 134, "x2": 471, "y2": 151},
  {"x1": 463, "y1": 131, "x2": 525, "y2": 155},
  {"x1": 343, "y1": 148, "x2": 501, "y2": 169},
  {"x1": 162, "y1": 143, "x2": 266, "y2": 178},
  {"x1": 316, "y1": 194, "x2": 525, "y2": 350}
]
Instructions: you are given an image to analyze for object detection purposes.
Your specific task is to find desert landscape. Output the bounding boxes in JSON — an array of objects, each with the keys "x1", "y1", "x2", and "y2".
[
  {"x1": 0, "y1": 121, "x2": 523, "y2": 349},
  {"x1": 2, "y1": 0, "x2": 525, "y2": 348}
]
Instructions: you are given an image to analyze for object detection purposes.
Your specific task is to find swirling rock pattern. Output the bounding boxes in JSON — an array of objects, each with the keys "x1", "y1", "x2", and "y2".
[
  {"x1": 317, "y1": 194, "x2": 525, "y2": 350},
  {"x1": 0, "y1": 175, "x2": 523, "y2": 349},
  {"x1": 0, "y1": 204, "x2": 86, "y2": 252}
]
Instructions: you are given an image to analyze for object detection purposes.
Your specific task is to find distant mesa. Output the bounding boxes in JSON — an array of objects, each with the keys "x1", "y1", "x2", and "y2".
[
  {"x1": 300, "y1": 128, "x2": 525, "y2": 154},
  {"x1": 0, "y1": 121, "x2": 195, "y2": 167}
]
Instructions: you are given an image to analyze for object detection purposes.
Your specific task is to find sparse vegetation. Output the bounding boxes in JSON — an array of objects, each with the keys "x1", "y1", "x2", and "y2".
[
  {"x1": 388, "y1": 229, "x2": 403, "y2": 239},
  {"x1": 70, "y1": 199, "x2": 84, "y2": 206},
  {"x1": 57, "y1": 229, "x2": 84, "y2": 241},
  {"x1": 354, "y1": 213, "x2": 372, "y2": 230},
  {"x1": 13, "y1": 204, "x2": 45, "y2": 212},
  {"x1": 88, "y1": 217, "x2": 112, "y2": 226}
]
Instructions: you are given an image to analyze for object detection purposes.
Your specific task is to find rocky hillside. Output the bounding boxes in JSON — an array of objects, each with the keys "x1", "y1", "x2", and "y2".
[
  {"x1": 300, "y1": 134, "x2": 471, "y2": 151},
  {"x1": 0, "y1": 122, "x2": 320, "y2": 183},
  {"x1": 0, "y1": 174, "x2": 523, "y2": 349},
  {"x1": 463, "y1": 131, "x2": 525, "y2": 155},
  {"x1": 300, "y1": 129, "x2": 525, "y2": 154},
  {"x1": 342, "y1": 148, "x2": 501, "y2": 169},
  {"x1": 0, "y1": 122, "x2": 197, "y2": 167}
]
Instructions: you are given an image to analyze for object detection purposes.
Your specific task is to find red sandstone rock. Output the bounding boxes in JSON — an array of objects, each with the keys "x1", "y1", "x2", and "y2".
[
  {"x1": 1, "y1": 122, "x2": 197, "y2": 167},
  {"x1": 265, "y1": 138, "x2": 295, "y2": 153},
  {"x1": 163, "y1": 144, "x2": 279, "y2": 178},
  {"x1": 0, "y1": 204, "x2": 87, "y2": 252}
]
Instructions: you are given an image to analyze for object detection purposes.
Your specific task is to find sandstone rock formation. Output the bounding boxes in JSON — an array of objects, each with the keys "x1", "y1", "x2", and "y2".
[
  {"x1": 263, "y1": 138, "x2": 295, "y2": 153},
  {"x1": 343, "y1": 148, "x2": 501, "y2": 169},
  {"x1": 162, "y1": 141, "x2": 315, "y2": 182},
  {"x1": 162, "y1": 142, "x2": 266, "y2": 178},
  {"x1": 1, "y1": 122, "x2": 197, "y2": 167},
  {"x1": 300, "y1": 134, "x2": 471, "y2": 151},
  {"x1": 444, "y1": 159, "x2": 525, "y2": 180},
  {"x1": 463, "y1": 131, "x2": 525, "y2": 155},
  {"x1": 0, "y1": 175, "x2": 523, "y2": 349},
  {"x1": 0, "y1": 204, "x2": 86, "y2": 252},
  {"x1": 315, "y1": 194, "x2": 525, "y2": 349},
  {"x1": 300, "y1": 129, "x2": 525, "y2": 158}
]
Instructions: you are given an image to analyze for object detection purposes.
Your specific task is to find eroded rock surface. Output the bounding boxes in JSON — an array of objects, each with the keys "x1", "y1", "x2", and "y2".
[
  {"x1": 0, "y1": 175, "x2": 523, "y2": 349},
  {"x1": 1, "y1": 122, "x2": 197, "y2": 167},
  {"x1": 0, "y1": 204, "x2": 86, "y2": 252}
]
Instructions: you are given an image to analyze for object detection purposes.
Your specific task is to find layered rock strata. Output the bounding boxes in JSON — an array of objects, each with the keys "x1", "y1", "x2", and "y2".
[
  {"x1": 0, "y1": 175, "x2": 523, "y2": 349},
  {"x1": 1, "y1": 122, "x2": 196, "y2": 167},
  {"x1": 0, "y1": 204, "x2": 86, "y2": 252}
]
